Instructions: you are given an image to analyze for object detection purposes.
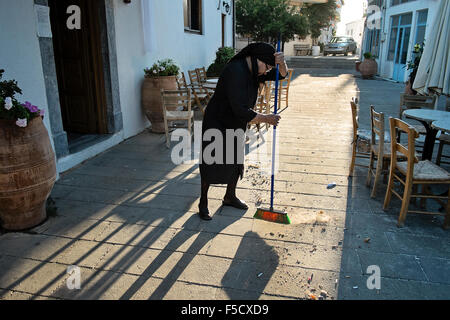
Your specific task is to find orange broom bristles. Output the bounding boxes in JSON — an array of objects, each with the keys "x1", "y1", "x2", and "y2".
[{"x1": 254, "y1": 208, "x2": 291, "y2": 224}]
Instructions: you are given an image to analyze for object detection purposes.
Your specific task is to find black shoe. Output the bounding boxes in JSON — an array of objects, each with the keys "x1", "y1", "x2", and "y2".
[
  {"x1": 198, "y1": 206, "x2": 212, "y2": 220},
  {"x1": 222, "y1": 197, "x2": 248, "y2": 210}
]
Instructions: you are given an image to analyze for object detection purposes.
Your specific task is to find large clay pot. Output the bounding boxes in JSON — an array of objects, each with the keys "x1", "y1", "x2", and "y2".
[
  {"x1": 359, "y1": 58, "x2": 378, "y2": 79},
  {"x1": 0, "y1": 117, "x2": 56, "y2": 230},
  {"x1": 142, "y1": 76, "x2": 178, "y2": 133},
  {"x1": 355, "y1": 61, "x2": 361, "y2": 72}
]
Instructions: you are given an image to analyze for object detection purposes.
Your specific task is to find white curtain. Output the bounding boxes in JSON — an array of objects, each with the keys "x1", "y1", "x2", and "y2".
[{"x1": 141, "y1": 0, "x2": 156, "y2": 53}]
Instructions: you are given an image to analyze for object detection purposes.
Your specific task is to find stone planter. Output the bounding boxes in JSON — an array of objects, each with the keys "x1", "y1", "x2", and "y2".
[
  {"x1": 142, "y1": 76, "x2": 178, "y2": 133},
  {"x1": 0, "y1": 117, "x2": 56, "y2": 230},
  {"x1": 359, "y1": 58, "x2": 378, "y2": 79}
]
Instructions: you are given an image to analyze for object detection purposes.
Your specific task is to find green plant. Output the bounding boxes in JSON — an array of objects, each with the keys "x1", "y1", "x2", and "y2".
[
  {"x1": 406, "y1": 43, "x2": 424, "y2": 93},
  {"x1": 144, "y1": 59, "x2": 180, "y2": 78},
  {"x1": 236, "y1": 0, "x2": 309, "y2": 47},
  {"x1": 363, "y1": 52, "x2": 373, "y2": 60},
  {"x1": 207, "y1": 47, "x2": 236, "y2": 77},
  {"x1": 0, "y1": 69, "x2": 44, "y2": 127}
]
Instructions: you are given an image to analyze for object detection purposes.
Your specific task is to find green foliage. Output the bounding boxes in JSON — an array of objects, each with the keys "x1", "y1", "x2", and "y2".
[
  {"x1": 144, "y1": 59, "x2": 180, "y2": 78},
  {"x1": 236, "y1": 0, "x2": 309, "y2": 45},
  {"x1": 0, "y1": 69, "x2": 43, "y2": 124},
  {"x1": 0, "y1": 69, "x2": 22, "y2": 98},
  {"x1": 363, "y1": 52, "x2": 373, "y2": 60},
  {"x1": 302, "y1": 0, "x2": 338, "y2": 44},
  {"x1": 207, "y1": 47, "x2": 236, "y2": 77}
]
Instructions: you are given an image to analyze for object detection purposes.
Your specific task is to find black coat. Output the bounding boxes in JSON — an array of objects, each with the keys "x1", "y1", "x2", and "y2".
[{"x1": 199, "y1": 58, "x2": 283, "y2": 184}]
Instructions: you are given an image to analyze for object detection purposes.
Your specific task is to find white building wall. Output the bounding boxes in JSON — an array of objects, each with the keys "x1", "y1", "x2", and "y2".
[
  {"x1": 0, "y1": 0, "x2": 233, "y2": 173},
  {"x1": 378, "y1": 0, "x2": 441, "y2": 81},
  {"x1": 114, "y1": 0, "x2": 233, "y2": 139},
  {"x1": 0, "y1": 0, "x2": 55, "y2": 155}
]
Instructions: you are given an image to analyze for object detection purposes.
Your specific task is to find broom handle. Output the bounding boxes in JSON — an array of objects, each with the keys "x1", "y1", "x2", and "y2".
[{"x1": 270, "y1": 35, "x2": 281, "y2": 211}]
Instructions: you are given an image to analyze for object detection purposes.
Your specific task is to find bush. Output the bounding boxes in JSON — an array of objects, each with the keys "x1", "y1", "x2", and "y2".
[
  {"x1": 144, "y1": 59, "x2": 180, "y2": 78},
  {"x1": 206, "y1": 47, "x2": 236, "y2": 77},
  {"x1": 363, "y1": 52, "x2": 373, "y2": 60}
]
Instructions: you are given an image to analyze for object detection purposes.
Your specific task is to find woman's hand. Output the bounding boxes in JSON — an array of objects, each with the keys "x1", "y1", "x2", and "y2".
[
  {"x1": 274, "y1": 52, "x2": 288, "y2": 77},
  {"x1": 274, "y1": 52, "x2": 285, "y2": 65},
  {"x1": 264, "y1": 114, "x2": 281, "y2": 126}
]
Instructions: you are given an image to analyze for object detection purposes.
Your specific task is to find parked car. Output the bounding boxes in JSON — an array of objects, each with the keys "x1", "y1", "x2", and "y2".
[{"x1": 323, "y1": 37, "x2": 357, "y2": 56}]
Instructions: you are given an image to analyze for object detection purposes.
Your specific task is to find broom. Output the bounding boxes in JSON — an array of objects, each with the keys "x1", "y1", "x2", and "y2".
[{"x1": 253, "y1": 34, "x2": 291, "y2": 225}]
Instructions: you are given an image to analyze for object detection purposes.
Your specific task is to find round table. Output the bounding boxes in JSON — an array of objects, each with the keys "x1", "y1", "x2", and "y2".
[
  {"x1": 431, "y1": 118, "x2": 450, "y2": 133},
  {"x1": 403, "y1": 109, "x2": 450, "y2": 160}
]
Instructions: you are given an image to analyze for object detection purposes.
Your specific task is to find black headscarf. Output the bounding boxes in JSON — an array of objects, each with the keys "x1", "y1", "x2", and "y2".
[{"x1": 230, "y1": 42, "x2": 276, "y2": 84}]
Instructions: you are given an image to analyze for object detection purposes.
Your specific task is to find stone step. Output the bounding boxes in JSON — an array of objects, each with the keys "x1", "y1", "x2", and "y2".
[{"x1": 286, "y1": 56, "x2": 358, "y2": 70}]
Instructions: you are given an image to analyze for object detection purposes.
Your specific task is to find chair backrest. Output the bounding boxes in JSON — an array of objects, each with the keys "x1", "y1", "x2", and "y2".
[
  {"x1": 350, "y1": 97, "x2": 359, "y2": 140},
  {"x1": 370, "y1": 106, "x2": 385, "y2": 155},
  {"x1": 196, "y1": 67, "x2": 207, "y2": 83},
  {"x1": 389, "y1": 117, "x2": 419, "y2": 172},
  {"x1": 399, "y1": 94, "x2": 437, "y2": 118},
  {"x1": 280, "y1": 69, "x2": 293, "y2": 88},
  {"x1": 161, "y1": 89, "x2": 191, "y2": 112},
  {"x1": 176, "y1": 72, "x2": 188, "y2": 90},
  {"x1": 188, "y1": 69, "x2": 201, "y2": 86}
]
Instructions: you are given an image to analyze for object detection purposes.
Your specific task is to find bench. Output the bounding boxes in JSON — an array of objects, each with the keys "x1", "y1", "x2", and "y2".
[{"x1": 294, "y1": 44, "x2": 311, "y2": 56}]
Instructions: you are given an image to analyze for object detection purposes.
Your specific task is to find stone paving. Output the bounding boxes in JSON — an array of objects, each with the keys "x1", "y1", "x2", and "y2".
[{"x1": 1, "y1": 68, "x2": 449, "y2": 300}]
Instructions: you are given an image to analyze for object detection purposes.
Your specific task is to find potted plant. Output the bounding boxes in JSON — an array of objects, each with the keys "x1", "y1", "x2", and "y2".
[
  {"x1": 0, "y1": 69, "x2": 56, "y2": 231},
  {"x1": 405, "y1": 43, "x2": 423, "y2": 95},
  {"x1": 142, "y1": 59, "x2": 180, "y2": 133},
  {"x1": 358, "y1": 52, "x2": 378, "y2": 79},
  {"x1": 206, "y1": 47, "x2": 235, "y2": 77}
]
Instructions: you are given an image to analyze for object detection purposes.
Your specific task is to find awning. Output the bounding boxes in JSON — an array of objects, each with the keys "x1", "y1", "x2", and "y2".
[{"x1": 413, "y1": 0, "x2": 450, "y2": 96}]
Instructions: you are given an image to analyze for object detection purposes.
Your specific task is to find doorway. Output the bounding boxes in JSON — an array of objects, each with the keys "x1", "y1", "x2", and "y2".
[
  {"x1": 49, "y1": 0, "x2": 108, "y2": 147},
  {"x1": 389, "y1": 13, "x2": 412, "y2": 82}
]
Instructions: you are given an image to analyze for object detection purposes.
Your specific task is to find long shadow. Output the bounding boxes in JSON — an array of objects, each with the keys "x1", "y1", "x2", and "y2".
[
  {"x1": 0, "y1": 129, "x2": 280, "y2": 300},
  {"x1": 0, "y1": 135, "x2": 203, "y2": 299},
  {"x1": 221, "y1": 231, "x2": 279, "y2": 299}
]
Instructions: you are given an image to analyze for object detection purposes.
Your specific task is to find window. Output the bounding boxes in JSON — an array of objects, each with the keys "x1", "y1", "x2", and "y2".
[
  {"x1": 391, "y1": 0, "x2": 416, "y2": 6},
  {"x1": 415, "y1": 9, "x2": 428, "y2": 46},
  {"x1": 183, "y1": 0, "x2": 202, "y2": 33},
  {"x1": 365, "y1": 29, "x2": 381, "y2": 58}
]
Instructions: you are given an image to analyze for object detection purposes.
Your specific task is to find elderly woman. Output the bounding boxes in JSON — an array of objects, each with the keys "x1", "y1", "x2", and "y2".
[{"x1": 198, "y1": 42, "x2": 289, "y2": 220}]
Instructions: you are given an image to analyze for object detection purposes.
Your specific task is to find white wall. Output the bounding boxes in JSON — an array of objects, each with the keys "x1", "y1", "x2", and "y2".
[
  {"x1": 0, "y1": 0, "x2": 55, "y2": 153},
  {"x1": 113, "y1": 0, "x2": 233, "y2": 138},
  {"x1": 379, "y1": 0, "x2": 441, "y2": 81}
]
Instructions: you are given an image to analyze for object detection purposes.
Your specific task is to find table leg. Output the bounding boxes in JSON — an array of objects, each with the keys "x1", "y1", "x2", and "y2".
[{"x1": 421, "y1": 123, "x2": 438, "y2": 161}]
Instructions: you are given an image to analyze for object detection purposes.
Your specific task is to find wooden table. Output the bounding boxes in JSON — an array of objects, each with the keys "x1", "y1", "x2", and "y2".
[{"x1": 403, "y1": 109, "x2": 450, "y2": 160}]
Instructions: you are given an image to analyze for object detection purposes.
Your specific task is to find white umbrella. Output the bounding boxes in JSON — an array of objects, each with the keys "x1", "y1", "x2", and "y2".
[{"x1": 413, "y1": 0, "x2": 450, "y2": 96}]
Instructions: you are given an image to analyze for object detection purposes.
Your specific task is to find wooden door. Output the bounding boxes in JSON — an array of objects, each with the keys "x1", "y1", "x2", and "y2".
[{"x1": 49, "y1": 0, "x2": 107, "y2": 134}]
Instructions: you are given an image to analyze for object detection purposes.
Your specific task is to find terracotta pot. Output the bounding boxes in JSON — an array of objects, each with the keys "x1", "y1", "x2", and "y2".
[
  {"x1": 141, "y1": 76, "x2": 178, "y2": 133},
  {"x1": 0, "y1": 117, "x2": 56, "y2": 230},
  {"x1": 359, "y1": 58, "x2": 378, "y2": 79},
  {"x1": 355, "y1": 61, "x2": 362, "y2": 72}
]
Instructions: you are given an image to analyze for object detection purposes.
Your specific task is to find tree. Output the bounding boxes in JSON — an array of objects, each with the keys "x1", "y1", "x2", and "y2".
[
  {"x1": 236, "y1": 0, "x2": 309, "y2": 49},
  {"x1": 302, "y1": 0, "x2": 338, "y2": 45}
]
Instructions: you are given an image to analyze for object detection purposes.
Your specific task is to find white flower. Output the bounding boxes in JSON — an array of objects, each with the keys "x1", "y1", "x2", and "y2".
[
  {"x1": 153, "y1": 69, "x2": 157, "y2": 74},
  {"x1": 4, "y1": 97, "x2": 13, "y2": 110},
  {"x1": 15, "y1": 118, "x2": 27, "y2": 128},
  {"x1": 160, "y1": 67, "x2": 165, "y2": 71}
]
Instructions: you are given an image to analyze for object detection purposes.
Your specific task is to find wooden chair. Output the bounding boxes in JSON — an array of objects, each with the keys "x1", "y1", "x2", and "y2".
[
  {"x1": 383, "y1": 117, "x2": 450, "y2": 228},
  {"x1": 188, "y1": 69, "x2": 209, "y2": 114},
  {"x1": 161, "y1": 89, "x2": 193, "y2": 148},
  {"x1": 277, "y1": 69, "x2": 293, "y2": 110},
  {"x1": 366, "y1": 106, "x2": 406, "y2": 198},
  {"x1": 436, "y1": 98, "x2": 450, "y2": 166},
  {"x1": 196, "y1": 67, "x2": 218, "y2": 83},
  {"x1": 249, "y1": 82, "x2": 272, "y2": 131},
  {"x1": 349, "y1": 97, "x2": 371, "y2": 177}
]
